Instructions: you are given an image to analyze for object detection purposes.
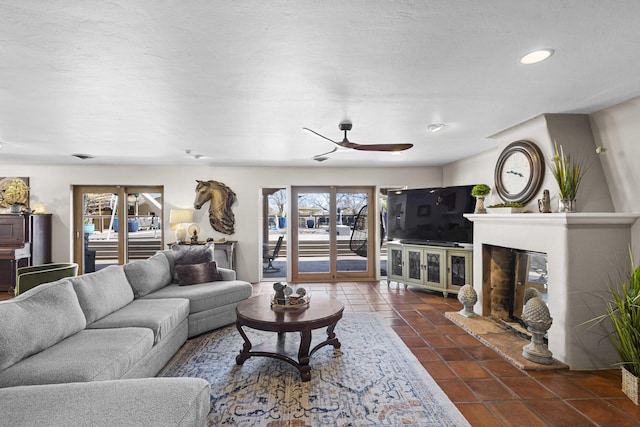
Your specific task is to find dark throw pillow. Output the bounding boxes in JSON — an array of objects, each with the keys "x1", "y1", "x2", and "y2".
[
  {"x1": 170, "y1": 243, "x2": 215, "y2": 283},
  {"x1": 175, "y1": 261, "x2": 222, "y2": 286}
]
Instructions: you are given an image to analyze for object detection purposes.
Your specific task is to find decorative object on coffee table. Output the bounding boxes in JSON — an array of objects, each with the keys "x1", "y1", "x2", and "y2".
[
  {"x1": 522, "y1": 296, "x2": 553, "y2": 364},
  {"x1": 271, "y1": 283, "x2": 309, "y2": 308},
  {"x1": 235, "y1": 294, "x2": 343, "y2": 381}
]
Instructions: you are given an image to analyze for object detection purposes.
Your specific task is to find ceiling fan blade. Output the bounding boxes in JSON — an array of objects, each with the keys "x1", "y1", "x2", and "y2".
[
  {"x1": 313, "y1": 146, "x2": 338, "y2": 159},
  {"x1": 303, "y1": 127, "x2": 340, "y2": 145},
  {"x1": 351, "y1": 143, "x2": 414, "y2": 152}
]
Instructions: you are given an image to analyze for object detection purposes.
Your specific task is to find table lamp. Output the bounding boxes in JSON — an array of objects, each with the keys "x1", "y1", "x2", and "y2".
[{"x1": 169, "y1": 209, "x2": 193, "y2": 243}]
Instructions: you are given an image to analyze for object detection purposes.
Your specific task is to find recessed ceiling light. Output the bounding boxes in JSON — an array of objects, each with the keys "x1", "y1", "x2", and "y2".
[
  {"x1": 520, "y1": 48, "x2": 554, "y2": 65},
  {"x1": 72, "y1": 153, "x2": 95, "y2": 160},
  {"x1": 427, "y1": 123, "x2": 446, "y2": 133}
]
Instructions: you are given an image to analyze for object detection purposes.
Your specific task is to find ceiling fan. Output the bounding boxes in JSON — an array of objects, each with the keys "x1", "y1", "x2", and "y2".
[{"x1": 304, "y1": 121, "x2": 413, "y2": 161}]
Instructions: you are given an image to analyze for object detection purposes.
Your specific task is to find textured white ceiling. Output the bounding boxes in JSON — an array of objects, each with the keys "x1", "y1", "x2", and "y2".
[{"x1": 1, "y1": 0, "x2": 639, "y2": 167}]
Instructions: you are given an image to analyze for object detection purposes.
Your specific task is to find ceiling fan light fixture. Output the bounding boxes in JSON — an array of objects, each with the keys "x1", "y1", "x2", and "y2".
[
  {"x1": 427, "y1": 123, "x2": 446, "y2": 133},
  {"x1": 520, "y1": 48, "x2": 554, "y2": 65}
]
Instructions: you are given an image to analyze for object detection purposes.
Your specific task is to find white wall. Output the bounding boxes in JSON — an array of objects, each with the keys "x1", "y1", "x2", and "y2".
[
  {"x1": 590, "y1": 96, "x2": 640, "y2": 254},
  {"x1": 1, "y1": 164, "x2": 440, "y2": 283},
  {"x1": 444, "y1": 113, "x2": 614, "y2": 213}
]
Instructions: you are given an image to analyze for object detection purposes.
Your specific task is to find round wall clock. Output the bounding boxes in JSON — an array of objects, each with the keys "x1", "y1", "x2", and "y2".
[{"x1": 494, "y1": 140, "x2": 545, "y2": 204}]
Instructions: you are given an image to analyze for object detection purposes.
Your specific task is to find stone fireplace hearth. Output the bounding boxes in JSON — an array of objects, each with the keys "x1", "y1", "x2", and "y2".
[{"x1": 466, "y1": 212, "x2": 638, "y2": 370}]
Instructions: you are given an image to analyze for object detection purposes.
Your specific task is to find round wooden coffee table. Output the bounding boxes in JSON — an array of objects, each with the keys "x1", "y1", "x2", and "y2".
[{"x1": 235, "y1": 294, "x2": 344, "y2": 381}]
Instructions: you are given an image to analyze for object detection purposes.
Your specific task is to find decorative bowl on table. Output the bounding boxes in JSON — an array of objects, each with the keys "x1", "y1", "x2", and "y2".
[{"x1": 270, "y1": 283, "x2": 310, "y2": 309}]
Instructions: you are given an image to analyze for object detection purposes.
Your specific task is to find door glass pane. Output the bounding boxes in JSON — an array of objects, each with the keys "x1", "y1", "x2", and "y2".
[
  {"x1": 125, "y1": 192, "x2": 163, "y2": 263},
  {"x1": 81, "y1": 189, "x2": 162, "y2": 273},
  {"x1": 297, "y1": 191, "x2": 330, "y2": 273},
  {"x1": 83, "y1": 192, "x2": 118, "y2": 272},
  {"x1": 337, "y1": 191, "x2": 368, "y2": 273},
  {"x1": 264, "y1": 188, "x2": 286, "y2": 278}
]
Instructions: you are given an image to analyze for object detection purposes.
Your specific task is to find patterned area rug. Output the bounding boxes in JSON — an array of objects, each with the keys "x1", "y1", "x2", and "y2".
[{"x1": 159, "y1": 313, "x2": 469, "y2": 426}]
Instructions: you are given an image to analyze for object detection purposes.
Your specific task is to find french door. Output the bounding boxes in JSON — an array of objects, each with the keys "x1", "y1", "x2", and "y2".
[
  {"x1": 72, "y1": 185, "x2": 164, "y2": 274},
  {"x1": 291, "y1": 186, "x2": 375, "y2": 281}
]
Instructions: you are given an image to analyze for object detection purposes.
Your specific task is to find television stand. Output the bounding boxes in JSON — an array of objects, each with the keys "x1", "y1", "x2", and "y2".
[
  {"x1": 387, "y1": 241, "x2": 472, "y2": 297},
  {"x1": 399, "y1": 239, "x2": 460, "y2": 248}
]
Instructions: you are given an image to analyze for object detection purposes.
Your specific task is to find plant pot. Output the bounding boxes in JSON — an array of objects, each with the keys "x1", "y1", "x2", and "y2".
[
  {"x1": 622, "y1": 366, "x2": 640, "y2": 405},
  {"x1": 474, "y1": 196, "x2": 486, "y2": 214},
  {"x1": 486, "y1": 207, "x2": 522, "y2": 214},
  {"x1": 558, "y1": 198, "x2": 576, "y2": 213},
  {"x1": 278, "y1": 217, "x2": 286, "y2": 228},
  {"x1": 128, "y1": 221, "x2": 139, "y2": 232},
  {"x1": 9, "y1": 204, "x2": 21, "y2": 213},
  {"x1": 83, "y1": 224, "x2": 95, "y2": 234},
  {"x1": 306, "y1": 219, "x2": 315, "y2": 228}
]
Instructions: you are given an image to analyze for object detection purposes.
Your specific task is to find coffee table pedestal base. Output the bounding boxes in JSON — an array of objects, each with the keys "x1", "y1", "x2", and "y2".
[{"x1": 235, "y1": 323, "x2": 341, "y2": 382}]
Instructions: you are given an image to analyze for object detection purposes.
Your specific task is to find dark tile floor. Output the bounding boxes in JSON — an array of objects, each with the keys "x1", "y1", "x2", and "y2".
[
  {"x1": 252, "y1": 281, "x2": 640, "y2": 427},
  {"x1": 3, "y1": 282, "x2": 639, "y2": 426}
]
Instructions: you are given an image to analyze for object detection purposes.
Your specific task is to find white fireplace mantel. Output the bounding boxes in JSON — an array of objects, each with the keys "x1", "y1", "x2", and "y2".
[{"x1": 465, "y1": 212, "x2": 639, "y2": 370}]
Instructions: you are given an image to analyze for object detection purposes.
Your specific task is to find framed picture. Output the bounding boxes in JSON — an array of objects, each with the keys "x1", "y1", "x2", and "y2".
[{"x1": 0, "y1": 177, "x2": 30, "y2": 208}]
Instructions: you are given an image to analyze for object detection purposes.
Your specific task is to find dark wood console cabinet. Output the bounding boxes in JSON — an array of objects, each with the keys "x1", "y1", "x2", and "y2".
[{"x1": 0, "y1": 213, "x2": 52, "y2": 292}]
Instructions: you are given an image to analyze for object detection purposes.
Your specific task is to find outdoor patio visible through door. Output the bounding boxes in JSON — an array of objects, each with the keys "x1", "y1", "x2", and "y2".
[{"x1": 291, "y1": 186, "x2": 375, "y2": 281}]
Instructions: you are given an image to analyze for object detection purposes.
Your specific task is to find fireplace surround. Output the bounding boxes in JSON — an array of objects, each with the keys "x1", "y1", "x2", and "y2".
[{"x1": 466, "y1": 212, "x2": 638, "y2": 370}]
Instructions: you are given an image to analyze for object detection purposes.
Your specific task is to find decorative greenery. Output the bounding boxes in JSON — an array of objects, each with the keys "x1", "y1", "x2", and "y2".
[
  {"x1": 600, "y1": 253, "x2": 640, "y2": 377},
  {"x1": 2, "y1": 178, "x2": 30, "y2": 206},
  {"x1": 549, "y1": 143, "x2": 590, "y2": 200},
  {"x1": 488, "y1": 202, "x2": 524, "y2": 208},
  {"x1": 471, "y1": 184, "x2": 491, "y2": 197}
]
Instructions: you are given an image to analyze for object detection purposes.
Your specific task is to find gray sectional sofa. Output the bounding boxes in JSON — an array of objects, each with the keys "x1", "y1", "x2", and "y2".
[{"x1": 0, "y1": 247, "x2": 253, "y2": 426}]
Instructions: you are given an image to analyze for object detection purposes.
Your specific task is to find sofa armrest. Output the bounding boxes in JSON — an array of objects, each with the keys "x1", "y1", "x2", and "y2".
[
  {"x1": 0, "y1": 378, "x2": 211, "y2": 427},
  {"x1": 217, "y1": 267, "x2": 236, "y2": 281}
]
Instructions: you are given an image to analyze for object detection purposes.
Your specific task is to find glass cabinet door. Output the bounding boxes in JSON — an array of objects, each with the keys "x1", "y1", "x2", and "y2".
[
  {"x1": 389, "y1": 246, "x2": 404, "y2": 278},
  {"x1": 424, "y1": 249, "x2": 446, "y2": 289},
  {"x1": 448, "y1": 250, "x2": 471, "y2": 291},
  {"x1": 406, "y1": 248, "x2": 423, "y2": 283}
]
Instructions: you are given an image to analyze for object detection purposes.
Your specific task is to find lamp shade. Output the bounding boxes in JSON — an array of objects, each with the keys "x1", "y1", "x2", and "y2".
[{"x1": 169, "y1": 209, "x2": 193, "y2": 225}]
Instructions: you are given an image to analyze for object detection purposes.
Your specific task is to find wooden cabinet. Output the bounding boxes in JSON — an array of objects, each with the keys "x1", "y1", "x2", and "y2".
[
  {"x1": 386, "y1": 242, "x2": 472, "y2": 297},
  {"x1": 0, "y1": 213, "x2": 52, "y2": 292}
]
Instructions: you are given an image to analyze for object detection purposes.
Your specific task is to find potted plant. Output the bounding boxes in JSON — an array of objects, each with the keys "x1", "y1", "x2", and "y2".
[
  {"x1": 599, "y1": 254, "x2": 640, "y2": 405},
  {"x1": 486, "y1": 202, "x2": 524, "y2": 214},
  {"x1": 549, "y1": 143, "x2": 606, "y2": 212},
  {"x1": 471, "y1": 184, "x2": 491, "y2": 214},
  {"x1": 2, "y1": 178, "x2": 30, "y2": 213}
]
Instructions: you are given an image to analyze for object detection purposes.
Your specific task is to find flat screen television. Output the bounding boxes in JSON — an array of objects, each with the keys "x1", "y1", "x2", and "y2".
[{"x1": 386, "y1": 185, "x2": 475, "y2": 246}]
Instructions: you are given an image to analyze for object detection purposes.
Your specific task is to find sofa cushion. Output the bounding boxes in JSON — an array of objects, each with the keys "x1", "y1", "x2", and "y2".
[
  {"x1": 0, "y1": 328, "x2": 154, "y2": 388},
  {"x1": 0, "y1": 279, "x2": 86, "y2": 371},
  {"x1": 175, "y1": 261, "x2": 222, "y2": 286},
  {"x1": 142, "y1": 280, "x2": 253, "y2": 314},
  {"x1": 69, "y1": 265, "x2": 134, "y2": 324},
  {"x1": 87, "y1": 298, "x2": 189, "y2": 344},
  {"x1": 0, "y1": 378, "x2": 211, "y2": 427},
  {"x1": 123, "y1": 252, "x2": 172, "y2": 298},
  {"x1": 166, "y1": 244, "x2": 215, "y2": 283}
]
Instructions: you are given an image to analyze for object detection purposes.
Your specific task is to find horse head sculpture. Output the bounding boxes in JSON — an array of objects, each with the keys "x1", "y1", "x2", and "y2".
[{"x1": 194, "y1": 180, "x2": 237, "y2": 235}]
